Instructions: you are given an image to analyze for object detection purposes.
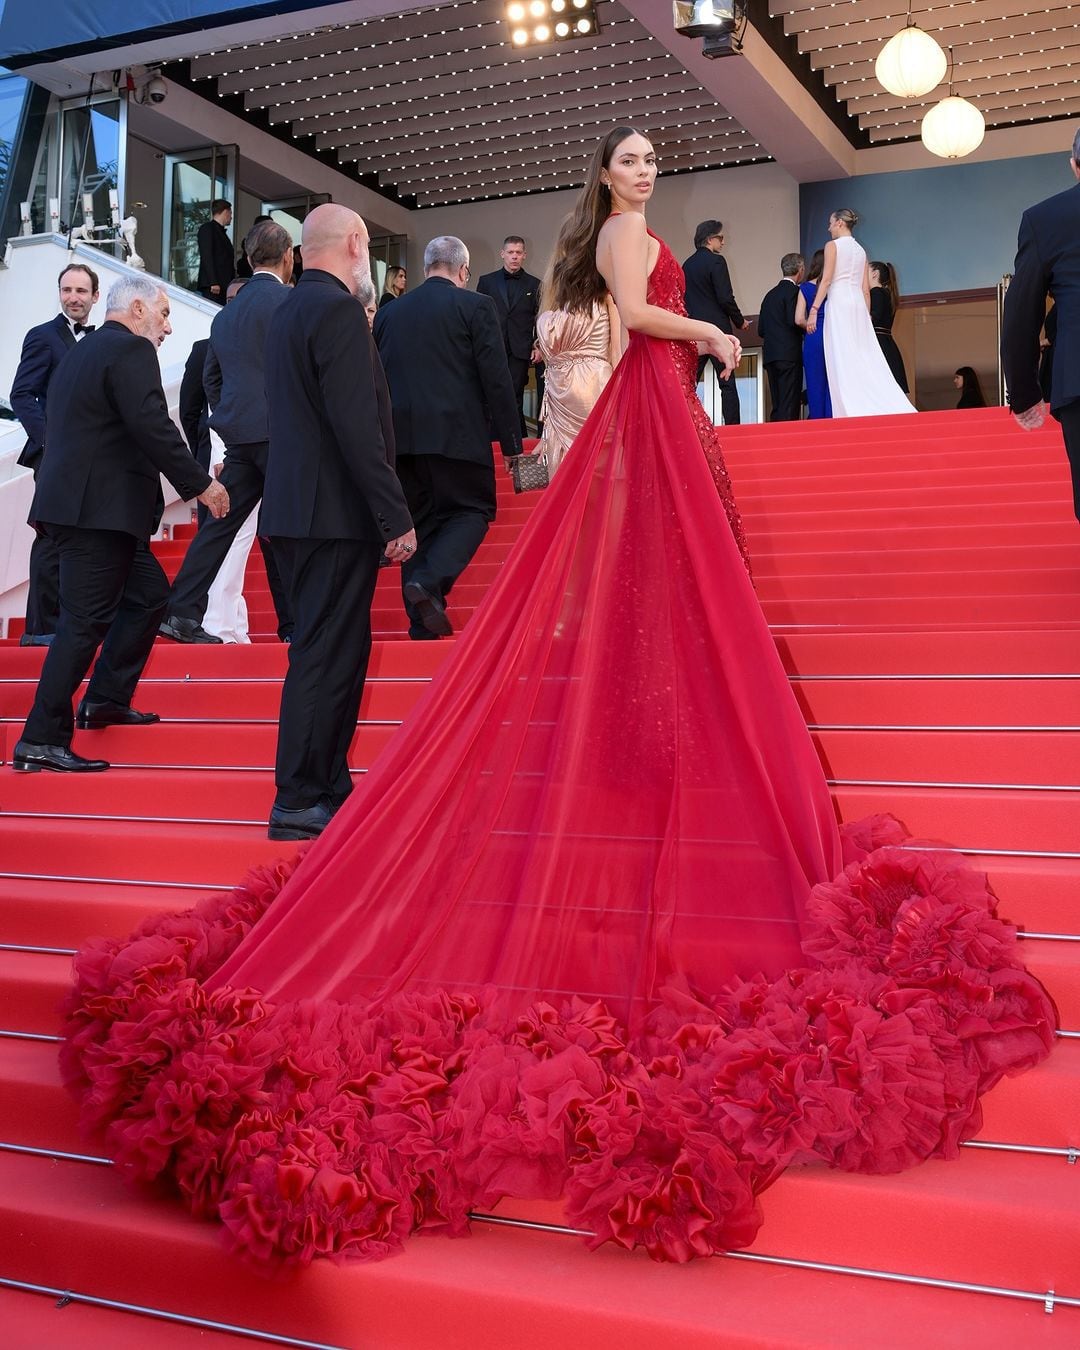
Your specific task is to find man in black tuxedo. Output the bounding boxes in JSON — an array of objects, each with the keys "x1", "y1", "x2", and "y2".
[
  {"x1": 374, "y1": 234, "x2": 521, "y2": 641},
  {"x1": 475, "y1": 235, "x2": 540, "y2": 435},
  {"x1": 1002, "y1": 130, "x2": 1080, "y2": 524},
  {"x1": 758, "y1": 253, "x2": 806, "y2": 422},
  {"x1": 160, "y1": 220, "x2": 295, "y2": 644},
  {"x1": 10, "y1": 263, "x2": 100, "y2": 646},
  {"x1": 683, "y1": 220, "x2": 751, "y2": 425},
  {"x1": 196, "y1": 198, "x2": 235, "y2": 304},
  {"x1": 261, "y1": 203, "x2": 416, "y2": 840},
  {"x1": 14, "y1": 276, "x2": 230, "y2": 774}
]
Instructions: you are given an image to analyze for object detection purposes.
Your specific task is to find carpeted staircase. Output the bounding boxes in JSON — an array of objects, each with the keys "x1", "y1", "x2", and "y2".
[{"x1": 0, "y1": 407, "x2": 1077, "y2": 1348}]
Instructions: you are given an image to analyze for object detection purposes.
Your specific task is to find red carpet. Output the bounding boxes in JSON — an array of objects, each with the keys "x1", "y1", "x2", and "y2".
[{"x1": 0, "y1": 407, "x2": 1077, "y2": 1346}]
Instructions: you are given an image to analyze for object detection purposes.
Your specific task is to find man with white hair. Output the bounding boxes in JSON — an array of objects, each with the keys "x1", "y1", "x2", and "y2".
[
  {"x1": 13, "y1": 274, "x2": 229, "y2": 774},
  {"x1": 261, "y1": 203, "x2": 415, "y2": 840},
  {"x1": 374, "y1": 234, "x2": 520, "y2": 641}
]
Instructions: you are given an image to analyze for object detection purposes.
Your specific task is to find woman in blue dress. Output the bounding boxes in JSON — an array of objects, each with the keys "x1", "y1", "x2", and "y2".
[{"x1": 795, "y1": 248, "x2": 831, "y2": 418}]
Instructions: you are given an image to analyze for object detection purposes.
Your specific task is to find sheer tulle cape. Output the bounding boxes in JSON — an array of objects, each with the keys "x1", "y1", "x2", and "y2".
[
  {"x1": 212, "y1": 331, "x2": 843, "y2": 1013},
  {"x1": 60, "y1": 329, "x2": 1057, "y2": 1272}
]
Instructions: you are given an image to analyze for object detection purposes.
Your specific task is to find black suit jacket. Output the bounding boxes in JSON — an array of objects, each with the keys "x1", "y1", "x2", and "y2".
[
  {"x1": 475, "y1": 268, "x2": 540, "y2": 360},
  {"x1": 204, "y1": 272, "x2": 291, "y2": 446},
  {"x1": 30, "y1": 321, "x2": 212, "y2": 540},
  {"x1": 682, "y1": 248, "x2": 744, "y2": 334},
  {"x1": 758, "y1": 279, "x2": 804, "y2": 366},
  {"x1": 178, "y1": 338, "x2": 212, "y2": 472},
  {"x1": 1002, "y1": 181, "x2": 1080, "y2": 414},
  {"x1": 261, "y1": 270, "x2": 412, "y2": 543},
  {"x1": 374, "y1": 277, "x2": 521, "y2": 462},
  {"x1": 196, "y1": 219, "x2": 236, "y2": 293},
  {"x1": 10, "y1": 312, "x2": 78, "y2": 471}
]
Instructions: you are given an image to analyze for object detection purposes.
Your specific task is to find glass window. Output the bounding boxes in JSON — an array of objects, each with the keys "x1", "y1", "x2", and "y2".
[
  {"x1": 60, "y1": 97, "x2": 120, "y2": 230},
  {"x1": 0, "y1": 69, "x2": 28, "y2": 201}
]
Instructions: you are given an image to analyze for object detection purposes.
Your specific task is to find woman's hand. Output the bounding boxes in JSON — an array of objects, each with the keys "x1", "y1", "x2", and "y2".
[
  {"x1": 805, "y1": 309, "x2": 819, "y2": 335},
  {"x1": 702, "y1": 327, "x2": 741, "y2": 376}
]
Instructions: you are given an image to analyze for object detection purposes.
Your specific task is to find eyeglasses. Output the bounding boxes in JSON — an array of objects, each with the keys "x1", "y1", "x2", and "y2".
[
  {"x1": 463, "y1": 265, "x2": 471, "y2": 279},
  {"x1": 711, "y1": 234, "x2": 725, "y2": 243}
]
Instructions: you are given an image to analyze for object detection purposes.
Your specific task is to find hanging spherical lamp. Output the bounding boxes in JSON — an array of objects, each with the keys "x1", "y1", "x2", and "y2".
[
  {"x1": 920, "y1": 95, "x2": 986, "y2": 159},
  {"x1": 875, "y1": 23, "x2": 948, "y2": 99}
]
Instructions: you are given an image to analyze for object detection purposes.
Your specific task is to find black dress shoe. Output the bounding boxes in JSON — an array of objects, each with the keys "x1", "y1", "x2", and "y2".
[
  {"x1": 76, "y1": 699, "x2": 161, "y2": 730},
  {"x1": 18, "y1": 633, "x2": 54, "y2": 647},
  {"x1": 158, "y1": 615, "x2": 223, "y2": 644},
  {"x1": 13, "y1": 740, "x2": 109, "y2": 773},
  {"x1": 403, "y1": 581, "x2": 452, "y2": 637},
  {"x1": 268, "y1": 800, "x2": 331, "y2": 841}
]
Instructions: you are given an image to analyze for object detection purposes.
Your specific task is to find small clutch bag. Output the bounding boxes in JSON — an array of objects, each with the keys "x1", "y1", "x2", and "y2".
[{"x1": 507, "y1": 452, "x2": 550, "y2": 494}]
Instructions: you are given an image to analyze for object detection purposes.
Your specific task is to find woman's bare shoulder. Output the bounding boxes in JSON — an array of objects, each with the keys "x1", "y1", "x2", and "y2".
[{"x1": 598, "y1": 212, "x2": 647, "y2": 240}]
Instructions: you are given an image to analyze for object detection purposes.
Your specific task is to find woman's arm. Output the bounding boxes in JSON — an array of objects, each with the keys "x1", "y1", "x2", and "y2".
[
  {"x1": 795, "y1": 288, "x2": 809, "y2": 329},
  {"x1": 604, "y1": 293, "x2": 625, "y2": 368},
  {"x1": 804, "y1": 242, "x2": 836, "y2": 335},
  {"x1": 862, "y1": 262, "x2": 871, "y2": 312},
  {"x1": 597, "y1": 214, "x2": 738, "y2": 370}
]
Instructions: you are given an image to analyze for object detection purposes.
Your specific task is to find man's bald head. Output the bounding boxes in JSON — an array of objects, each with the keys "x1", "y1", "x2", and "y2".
[{"x1": 300, "y1": 204, "x2": 371, "y2": 297}]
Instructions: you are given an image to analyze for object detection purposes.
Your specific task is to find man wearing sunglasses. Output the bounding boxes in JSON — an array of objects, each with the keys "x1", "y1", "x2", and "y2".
[{"x1": 683, "y1": 219, "x2": 751, "y2": 426}]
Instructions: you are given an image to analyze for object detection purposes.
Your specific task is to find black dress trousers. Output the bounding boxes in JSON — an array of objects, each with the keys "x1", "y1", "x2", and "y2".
[
  {"x1": 22, "y1": 525, "x2": 170, "y2": 746},
  {"x1": 697, "y1": 354, "x2": 741, "y2": 425},
  {"x1": 24, "y1": 525, "x2": 61, "y2": 638},
  {"x1": 273, "y1": 537, "x2": 382, "y2": 810},
  {"x1": 506, "y1": 355, "x2": 531, "y2": 436},
  {"x1": 766, "y1": 361, "x2": 803, "y2": 422},
  {"x1": 1054, "y1": 399, "x2": 1080, "y2": 523},
  {"x1": 168, "y1": 441, "x2": 291, "y2": 634},
  {"x1": 396, "y1": 454, "x2": 496, "y2": 638}
]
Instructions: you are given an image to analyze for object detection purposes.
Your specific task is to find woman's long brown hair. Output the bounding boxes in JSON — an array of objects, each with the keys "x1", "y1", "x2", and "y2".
[{"x1": 541, "y1": 126, "x2": 647, "y2": 314}]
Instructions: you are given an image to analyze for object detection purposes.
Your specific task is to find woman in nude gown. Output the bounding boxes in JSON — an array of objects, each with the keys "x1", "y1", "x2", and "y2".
[{"x1": 534, "y1": 228, "x2": 624, "y2": 471}]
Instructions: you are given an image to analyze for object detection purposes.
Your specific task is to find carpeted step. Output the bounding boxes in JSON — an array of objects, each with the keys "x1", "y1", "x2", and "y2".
[
  {"x1": 834, "y1": 784, "x2": 1080, "y2": 897},
  {"x1": 812, "y1": 728, "x2": 1080, "y2": 789},
  {"x1": 0, "y1": 876, "x2": 226, "y2": 946},
  {"x1": 0, "y1": 678, "x2": 423, "y2": 721},
  {"x1": 0, "y1": 721, "x2": 396, "y2": 769},
  {"x1": 0, "y1": 1150, "x2": 1076, "y2": 1350},
  {"x1": 0, "y1": 1286, "x2": 283, "y2": 1350},
  {"x1": 776, "y1": 628, "x2": 1080, "y2": 676},
  {"x1": 0, "y1": 817, "x2": 294, "y2": 886},
  {"x1": 793, "y1": 677, "x2": 1080, "y2": 728}
]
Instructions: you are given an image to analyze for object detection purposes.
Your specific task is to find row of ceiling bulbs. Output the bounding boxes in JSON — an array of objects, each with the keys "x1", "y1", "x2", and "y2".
[{"x1": 875, "y1": 19, "x2": 985, "y2": 158}]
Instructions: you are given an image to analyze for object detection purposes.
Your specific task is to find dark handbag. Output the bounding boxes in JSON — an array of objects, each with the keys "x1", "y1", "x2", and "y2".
[{"x1": 508, "y1": 452, "x2": 549, "y2": 494}]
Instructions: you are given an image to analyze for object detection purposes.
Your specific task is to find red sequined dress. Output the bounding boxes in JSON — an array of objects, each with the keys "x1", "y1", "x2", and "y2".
[{"x1": 61, "y1": 231, "x2": 1055, "y2": 1271}]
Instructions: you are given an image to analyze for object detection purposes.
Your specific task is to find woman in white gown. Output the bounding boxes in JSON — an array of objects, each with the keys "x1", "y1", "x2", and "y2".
[{"x1": 806, "y1": 208, "x2": 915, "y2": 417}]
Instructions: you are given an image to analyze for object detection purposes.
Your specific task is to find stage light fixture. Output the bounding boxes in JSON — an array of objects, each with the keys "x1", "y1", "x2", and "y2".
[
  {"x1": 503, "y1": 0, "x2": 600, "y2": 46},
  {"x1": 673, "y1": 0, "x2": 746, "y2": 60}
]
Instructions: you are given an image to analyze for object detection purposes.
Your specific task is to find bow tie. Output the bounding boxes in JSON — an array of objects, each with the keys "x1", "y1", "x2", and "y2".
[{"x1": 73, "y1": 322, "x2": 94, "y2": 335}]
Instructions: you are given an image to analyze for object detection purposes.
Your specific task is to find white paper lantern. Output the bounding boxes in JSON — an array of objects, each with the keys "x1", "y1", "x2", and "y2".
[
  {"x1": 875, "y1": 24, "x2": 947, "y2": 99},
  {"x1": 920, "y1": 95, "x2": 986, "y2": 159}
]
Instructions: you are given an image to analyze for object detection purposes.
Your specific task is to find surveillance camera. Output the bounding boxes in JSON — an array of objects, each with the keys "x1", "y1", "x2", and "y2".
[{"x1": 146, "y1": 75, "x2": 167, "y2": 104}]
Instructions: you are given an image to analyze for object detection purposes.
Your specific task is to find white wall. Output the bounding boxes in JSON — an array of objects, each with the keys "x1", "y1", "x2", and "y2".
[{"x1": 408, "y1": 161, "x2": 800, "y2": 319}]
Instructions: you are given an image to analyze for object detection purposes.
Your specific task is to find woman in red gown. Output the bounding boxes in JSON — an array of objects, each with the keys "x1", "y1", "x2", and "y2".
[{"x1": 62, "y1": 129, "x2": 1055, "y2": 1270}]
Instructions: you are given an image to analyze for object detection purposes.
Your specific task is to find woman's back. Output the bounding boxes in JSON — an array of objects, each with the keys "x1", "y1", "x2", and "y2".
[
  {"x1": 830, "y1": 234, "x2": 867, "y2": 299},
  {"x1": 536, "y1": 303, "x2": 612, "y2": 471}
]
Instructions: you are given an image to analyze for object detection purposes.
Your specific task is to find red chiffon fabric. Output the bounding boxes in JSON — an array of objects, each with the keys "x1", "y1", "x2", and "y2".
[{"x1": 60, "y1": 235, "x2": 1057, "y2": 1271}]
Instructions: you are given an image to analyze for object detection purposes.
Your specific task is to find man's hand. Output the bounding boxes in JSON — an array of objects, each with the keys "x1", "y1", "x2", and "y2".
[
  {"x1": 740, "y1": 319, "x2": 752, "y2": 332},
  {"x1": 530, "y1": 345, "x2": 541, "y2": 364},
  {"x1": 210, "y1": 285, "x2": 221, "y2": 296},
  {"x1": 198, "y1": 480, "x2": 230, "y2": 518},
  {"x1": 1013, "y1": 400, "x2": 1047, "y2": 432},
  {"x1": 385, "y1": 528, "x2": 418, "y2": 563}
]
